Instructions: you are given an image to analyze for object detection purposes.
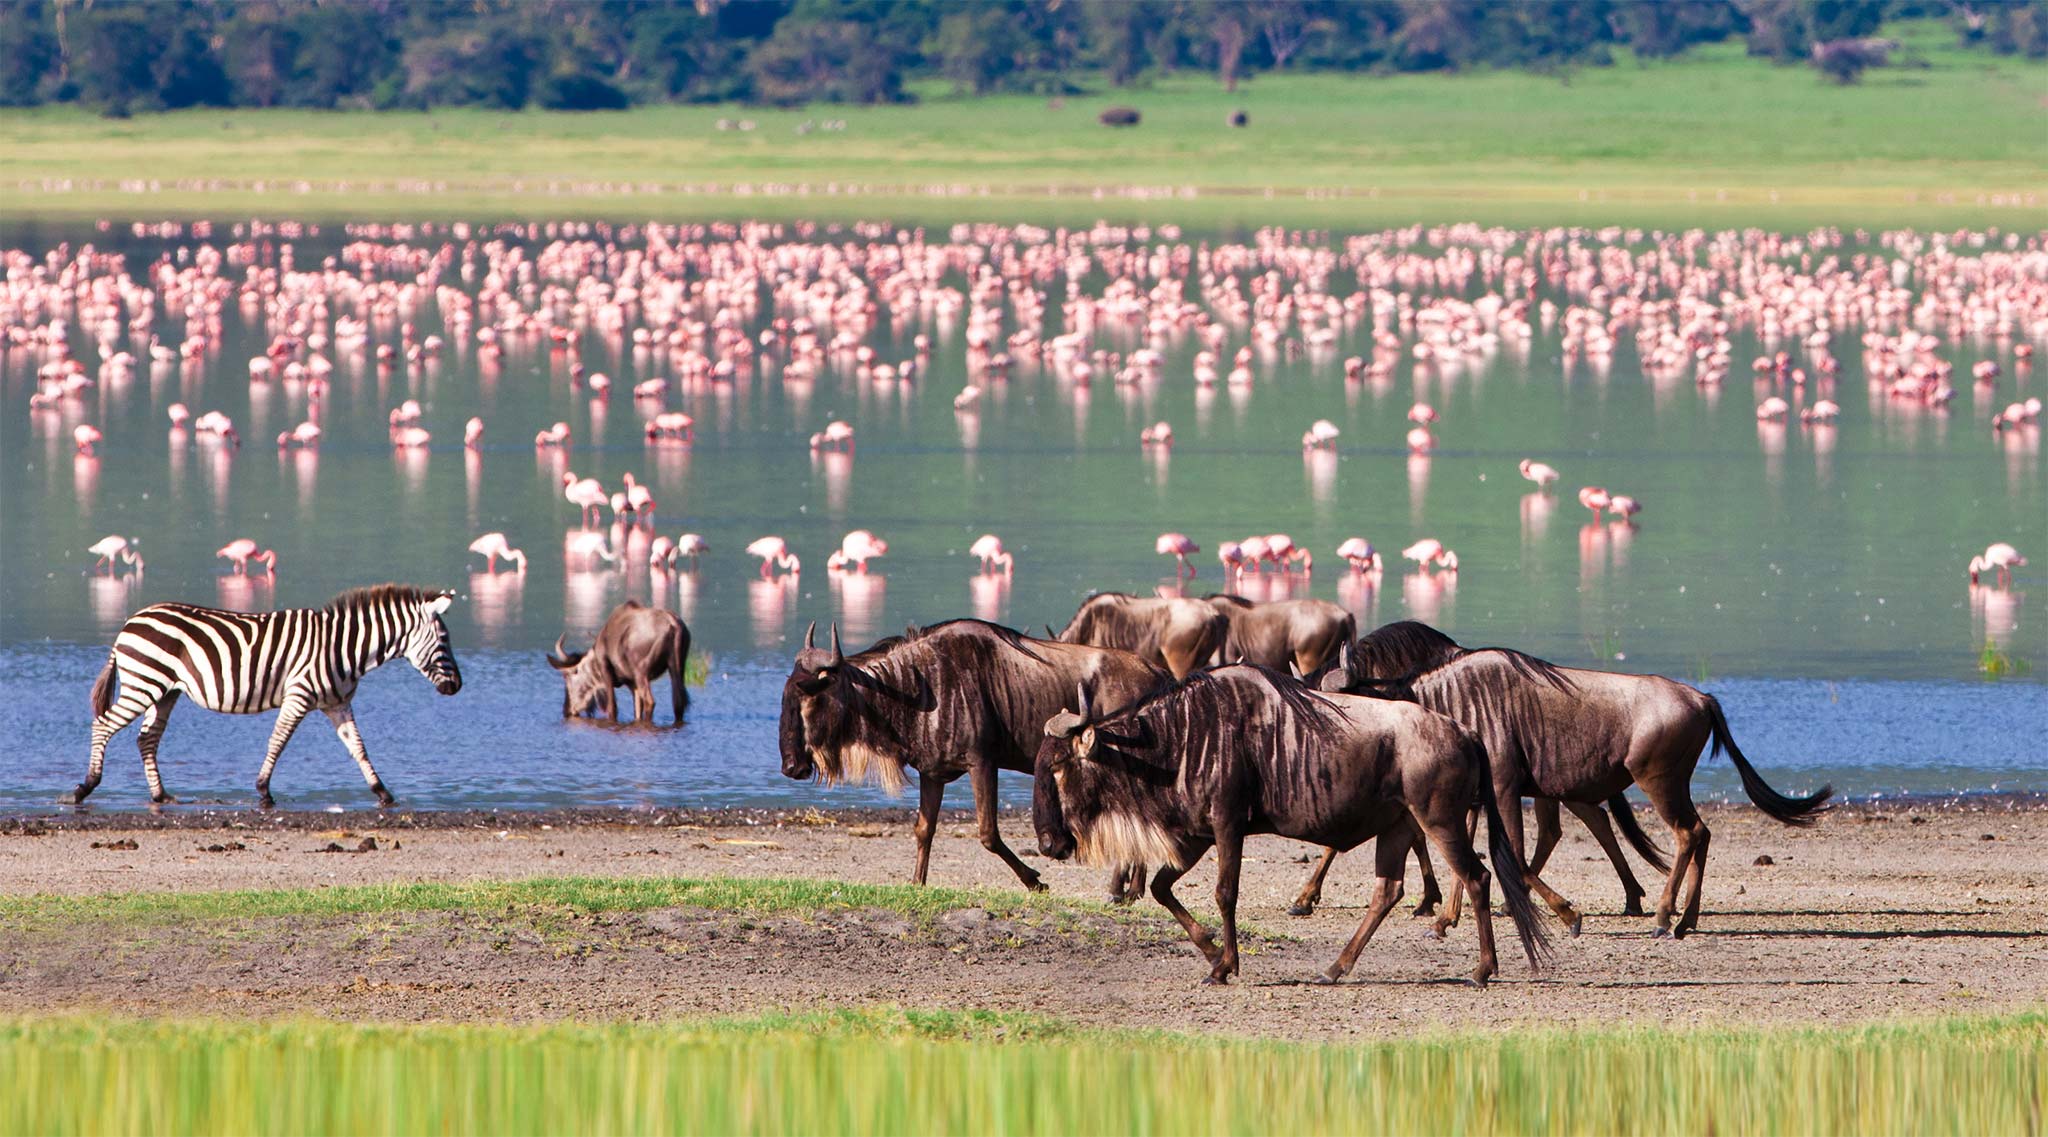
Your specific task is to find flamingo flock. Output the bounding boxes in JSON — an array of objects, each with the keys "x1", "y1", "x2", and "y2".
[{"x1": 14, "y1": 217, "x2": 2035, "y2": 642}]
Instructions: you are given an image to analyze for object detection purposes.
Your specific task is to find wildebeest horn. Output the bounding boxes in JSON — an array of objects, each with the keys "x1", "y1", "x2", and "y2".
[
  {"x1": 1339, "y1": 641, "x2": 1352, "y2": 673},
  {"x1": 1075, "y1": 681, "x2": 1092, "y2": 723},
  {"x1": 804, "y1": 621, "x2": 817, "y2": 650},
  {"x1": 1045, "y1": 623, "x2": 1058, "y2": 640},
  {"x1": 1044, "y1": 710, "x2": 1085, "y2": 738},
  {"x1": 545, "y1": 634, "x2": 569, "y2": 667},
  {"x1": 1289, "y1": 659, "x2": 1304, "y2": 680},
  {"x1": 828, "y1": 623, "x2": 844, "y2": 668}
]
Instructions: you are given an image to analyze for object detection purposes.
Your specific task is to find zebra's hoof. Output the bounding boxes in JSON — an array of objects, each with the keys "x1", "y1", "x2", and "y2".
[
  {"x1": 257, "y1": 794, "x2": 276, "y2": 810},
  {"x1": 375, "y1": 794, "x2": 397, "y2": 809},
  {"x1": 70, "y1": 785, "x2": 92, "y2": 805},
  {"x1": 150, "y1": 793, "x2": 178, "y2": 806}
]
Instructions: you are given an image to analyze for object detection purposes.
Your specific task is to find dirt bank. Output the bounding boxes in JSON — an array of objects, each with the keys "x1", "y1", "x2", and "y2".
[{"x1": 3, "y1": 802, "x2": 2043, "y2": 1041}]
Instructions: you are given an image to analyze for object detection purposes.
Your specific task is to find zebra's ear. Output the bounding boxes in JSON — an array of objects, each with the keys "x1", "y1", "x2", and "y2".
[{"x1": 429, "y1": 593, "x2": 454, "y2": 616}]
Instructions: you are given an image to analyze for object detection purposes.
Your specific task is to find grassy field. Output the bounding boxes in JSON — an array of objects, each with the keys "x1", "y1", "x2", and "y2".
[
  {"x1": 5, "y1": 24, "x2": 2042, "y2": 230},
  {"x1": 3, "y1": 1008, "x2": 2042, "y2": 1136}
]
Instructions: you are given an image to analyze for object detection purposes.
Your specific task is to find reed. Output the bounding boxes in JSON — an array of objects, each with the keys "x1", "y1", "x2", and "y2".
[{"x1": 2, "y1": 1008, "x2": 2041, "y2": 1136}]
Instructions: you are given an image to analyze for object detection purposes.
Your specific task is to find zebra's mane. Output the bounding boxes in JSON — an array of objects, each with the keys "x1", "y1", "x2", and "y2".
[{"x1": 323, "y1": 583, "x2": 441, "y2": 616}]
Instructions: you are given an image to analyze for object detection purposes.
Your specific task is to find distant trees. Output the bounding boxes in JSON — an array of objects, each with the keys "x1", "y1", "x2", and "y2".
[{"x1": 0, "y1": 0, "x2": 2036, "y2": 114}]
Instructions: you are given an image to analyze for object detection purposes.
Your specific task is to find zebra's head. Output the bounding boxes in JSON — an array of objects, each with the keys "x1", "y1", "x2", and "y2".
[{"x1": 404, "y1": 591, "x2": 463, "y2": 696}]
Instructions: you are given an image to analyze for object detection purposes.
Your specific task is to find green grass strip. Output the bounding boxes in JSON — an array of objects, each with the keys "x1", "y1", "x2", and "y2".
[{"x1": 0, "y1": 1008, "x2": 2041, "y2": 1136}]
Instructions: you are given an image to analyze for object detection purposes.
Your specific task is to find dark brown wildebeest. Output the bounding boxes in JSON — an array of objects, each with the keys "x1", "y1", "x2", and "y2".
[
  {"x1": 1098, "y1": 106, "x2": 1141, "y2": 126},
  {"x1": 1321, "y1": 648, "x2": 1831, "y2": 937},
  {"x1": 1053, "y1": 593, "x2": 1227, "y2": 680},
  {"x1": 1203, "y1": 595, "x2": 1355, "y2": 675},
  {"x1": 1290, "y1": 621, "x2": 1670, "y2": 920},
  {"x1": 545, "y1": 601, "x2": 691, "y2": 725},
  {"x1": 778, "y1": 619, "x2": 1173, "y2": 892},
  {"x1": 1034, "y1": 665, "x2": 1550, "y2": 986}
]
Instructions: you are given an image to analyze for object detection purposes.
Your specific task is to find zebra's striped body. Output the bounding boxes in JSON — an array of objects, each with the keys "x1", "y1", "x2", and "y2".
[{"x1": 79, "y1": 584, "x2": 461, "y2": 807}]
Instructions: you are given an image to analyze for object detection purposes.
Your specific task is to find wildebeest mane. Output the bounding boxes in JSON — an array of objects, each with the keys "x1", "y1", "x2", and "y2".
[
  {"x1": 1352, "y1": 620, "x2": 1466, "y2": 678},
  {"x1": 1091, "y1": 665, "x2": 1346, "y2": 774},
  {"x1": 1201, "y1": 593, "x2": 1255, "y2": 609}
]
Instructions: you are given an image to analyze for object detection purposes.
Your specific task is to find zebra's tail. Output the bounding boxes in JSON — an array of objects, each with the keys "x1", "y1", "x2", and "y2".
[{"x1": 90, "y1": 654, "x2": 117, "y2": 717}]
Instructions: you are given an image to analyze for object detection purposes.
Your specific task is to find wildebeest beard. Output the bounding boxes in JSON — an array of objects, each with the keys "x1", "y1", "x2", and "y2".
[
  {"x1": 1053, "y1": 722, "x2": 1191, "y2": 870},
  {"x1": 791, "y1": 653, "x2": 937, "y2": 796}
]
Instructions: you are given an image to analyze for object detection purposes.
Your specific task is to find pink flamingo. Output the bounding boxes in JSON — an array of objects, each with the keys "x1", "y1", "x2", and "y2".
[
  {"x1": 73, "y1": 424, "x2": 101, "y2": 455},
  {"x1": 1140, "y1": 422, "x2": 1175, "y2": 447},
  {"x1": 217, "y1": 538, "x2": 278, "y2": 575},
  {"x1": 1969, "y1": 543, "x2": 2027, "y2": 586},
  {"x1": 1335, "y1": 537, "x2": 1380, "y2": 573},
  {"x1": 969, "y1": 534, "x2": 1014, "y2": 575},
  {"x1": 565, "y1": 530, "x2": 619, "y2": 569},
  {"x1": 1607, "y1": 495, "x2": 1642, "y2": 523},
  {"x1": 87, "y1": 535, "x2": 142, "y2": 573},
  {"x1": 649, "y1": 536, "x2": 677, "y2": 568},
  {"x1": 464, "y1": 417, "x2": 484, "y2": 448},
  {"x1": 1756, "y1": 397, "x2": 1790, "y2": 421},
  {"x1": 1236, "y1": 535, "x2": 1271, "y2": 573},
  {"x1": 1401, "y1": 539, "x2": 1458, "y2": 573},
  {"x1": 621, "y1": 472, "x2": 657, "y2": 524},
  {"x1": 674, "y1": 533, "x2": 709, "y2": 570},
  {"x1": 1405, "y1": 427, "x2": 1435, "y2": 453},
  {"x1": 1800, "y1": 400, "x2": 1840, "y2": 424},
  {"x1": 748, "y1": 536, "x2": 801, "y2": 578},
  {"x1": 809, "y1": 421, "x2": 855, "y2": 452},
  {"x1": 1218, "y1": 541, "x2": 1249, "y2": 576},
  {"x1": 1577, "y1": 486, "x2": 1611, "y2": 519},
  {"x1": 1407, "y1": 402, "x2": 1438, "y2": 425},
  {"x1": 562, "y1": 472, "x2": 608, "y2": 526},
  {"x1": 277, "y1": 421, "x2": 322, "y2": 448},
  {"x1": 953, "y1": 386, "x2": 982, "y2": 410},
  {"x1": 167, "y1": 403, "x2": 191, "y2": 428},
  {"x1": 534, "y1": 421, "x2": 572, "y2": 447},
  {"x1": 1519, "y1": 459, "x2": 1560, "y2": 488},
  {"x1": 1301, "y1": 420, "x2": 1340, "y2": 449},
  {"x1": 1156, "y1": 532, "x2": 1199, "y2": 579},
  {"x1": 468, "y1": 532, "x2": 527, "y2": 573},
  {"x1": 828, "y1": 530, "x2": 889, "y2": 572},
  {"x1": 391, "y1": 426, "x2": 431, "y2": 448},
  {"x1": 1263, "y1": 533, "x2": 1313, "y2": 573}
]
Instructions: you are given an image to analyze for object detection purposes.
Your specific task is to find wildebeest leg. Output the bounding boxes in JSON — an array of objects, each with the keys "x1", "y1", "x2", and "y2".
[
  {"x1": 1677, "y1": 818, "x2": 1710, "y2": 936},
  {"x1": 1207, "y1": 821, "x2": 1245, "y2": 984},
  {"x1": 1287, "y1": 846, "x2": 1341, "y2": 916},
  {"x1": 323, "y1": 703, "x2": 396, "y2": 808},
  {"x1": 968, "y1": 755, "x2": 1045, "y2": 892},
  {"x1": 1148, "y1": 854, "x2": 1220, "y2": 967},
  {"x1": 910, "y1": 774, "x2": 944, "y2": 885},
  {"x1": 601, "y1": 683, "x2": 619, "y2": 723},
  {"x1": 1106, "y1": 864, "x2": 1146, "y2": 906},
  {"x1": 136, "y1": 692, "x2": 181, "y2": 806},
  {"x1": 1316, "y1": 834, "x2": 1406, "y2": 984},
  {"x1": 1411, "y1": 817, "x2": 1446, "y2": 919},
  {"x1": 1526, "y1": 798, "x2": 1563, "y2": 874},
  {"x1": 1418, "y1": 810, "x2": 1500, "y2": 987},
  {"x1": 1495, "y1": 782, "x2": 1583, "y2": 936},
  {"x1": 631, "y1": 680, "x2": 656, "y2": 725},
  {"x1": 1638, "y1": 771, "x2": 1707, "y2": 937},
  {"x1": 1560, "y1": 800, "x2": 1649, "y2": 916}
]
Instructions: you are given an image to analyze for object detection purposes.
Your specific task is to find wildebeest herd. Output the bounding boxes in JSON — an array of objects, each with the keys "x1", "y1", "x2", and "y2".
[{"x1": 80, "y1": 583, "x2": 1830, "y2": 988}]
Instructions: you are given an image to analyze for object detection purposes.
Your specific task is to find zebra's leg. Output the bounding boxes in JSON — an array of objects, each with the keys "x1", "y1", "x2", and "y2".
[
  {"x1": 78, "y1": 691, "x2": 153, "y2": 803},
  {"x1": 137, "y1": 691, "x2": 181, "y2": 805},
  {"x1": 323, "y1": 703, "x2": 396, "y2": 807},
  {"x1": 253, "y1": 694, "x2": 314, "y2": 809}
]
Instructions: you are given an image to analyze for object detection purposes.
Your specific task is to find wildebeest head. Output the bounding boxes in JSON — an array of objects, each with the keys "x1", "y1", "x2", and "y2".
[
  {"x1": 777, "y1": 623, "x2": 914, "y2": 793},
  {"x1": 545, "y1": 633, "x2": 608, "y2": 716},
  {"x1": 1033, "y1": 682, "x2": 1181, "y2": 869}
]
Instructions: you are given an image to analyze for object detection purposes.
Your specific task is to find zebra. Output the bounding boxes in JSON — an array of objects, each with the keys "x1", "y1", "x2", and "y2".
[{"x1": 77, "y1": 583, "x2": 463, "y2": 808}]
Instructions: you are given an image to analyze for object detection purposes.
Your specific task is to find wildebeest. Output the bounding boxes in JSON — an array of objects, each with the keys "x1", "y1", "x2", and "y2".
[
  {"x1": 1291, "y1": 621, "x2": 1668, "y2": 921},
  {"x1": 1052, "y1": 593, "x2": 1227, "y2": 680},
  {"x1": 778, "y1": 620, "x2": 1173, "y2": 891},
  {"x1": 1098, "y1": 106, "x2": 1141, "y2": 127},
  {"x1": 1204, "y1": 595, "x2": 1354, "y2": 674},
  {"x1": 1035, "y1": 666, "x2": 1549, "y2": 986},
  {"x1": 1321, "y1": 648, "x2": 1831, "y2": 937},
  {"x1": 546, "y1": 601, "x2": 691, "y2": 725}
]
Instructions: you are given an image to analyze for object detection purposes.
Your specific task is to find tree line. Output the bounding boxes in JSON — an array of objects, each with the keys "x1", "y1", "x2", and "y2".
[{"x1": 3, "y1": 0, "x2": 2042, "y2": 114}]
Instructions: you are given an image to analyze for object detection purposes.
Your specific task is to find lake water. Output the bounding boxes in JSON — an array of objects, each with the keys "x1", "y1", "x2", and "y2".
[{"x1": 2, "y1": 218, "x2": 2041, "y2": 812}]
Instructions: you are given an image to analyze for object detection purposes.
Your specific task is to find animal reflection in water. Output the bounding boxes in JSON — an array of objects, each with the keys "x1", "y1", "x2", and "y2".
[{"x1": 547, "y1": 601, "x2": 691, "y2": 726}]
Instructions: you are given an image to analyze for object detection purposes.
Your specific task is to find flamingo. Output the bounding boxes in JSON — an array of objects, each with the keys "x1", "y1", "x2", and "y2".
[
  {"x1": 650, "y1": 536, "x2": 677, "y2": 567},
  {"x1": 968, "y1": 534, "x2": 1014, "y2": 574},
  {"x1": 1577, "y1": 486, "x2": 1611, "y2": 519},
  {"x1": 1607, "y1": 495, "x2": 1643, "y2": 523},
  {"x1": 1156, "y1": 532, "x2": 1199, "y2": 579},
  {"x1": 1756, "y1": 397, "x2": 1790, "y2": 421},
  {"x1": 1401, "y1": 539, "x2": 1458, "y2": 573},
  {"x1": 276, "y1": 421, "x2": 322, "y2": 448},
  {"x1": 167, "y1": 403, "x2": 191, "y2": 428},
  {"x1": 468, "y1": 532, "x2": 527, "y2": 572},
  {"x1": 1236, "y1": 535, "x2": 1271, "y2": 573},
  {"x1": 1263, "y1": 533, "x2": 1313, "y2": 573},
  {"x1": 217, "y1": 538, "x2": 278, "y2": 575},
  {"x1": 73, "y1": 424, "x2": 101, "y2": 455},
  {"x1": 1969, "y1": 543, "x2": 2027, "y2": 586},
  {"x1": 1519, "y1": 459, "x2": 1560, "y2": 488},
  {"x1": 1407, "y1": 402, "x2": 1438, "y2": 425},
  {"x1": 562, "y1": 472, "x2": 608, "y2": 526},
  {"x1": 1301, "y1": 419, "x2": 1340, "y2": 449},
  {"x1": 566, "y1": 530, "x2": 619, "y2": 569},
  {"x1": 1800, "y1": 400, "x2": 1840, "y2": 424},
  {"x1": 535, "y1": 421, "x2": 572, "y2": 447},
  {"x1": 391, "y1": 426, "x2": 431, "y2": 448},
  {"x1": 87, "y1": 535, "x2": 142, "y2": 573},
  {"x1": 953, "y1": 386, "x2": 982, "y2": 410},
  {"x1": 1218, "y1": 541, "x2": 1249, "y2": 575},
  {"x1": 1140, "y1": 422, "x2": 1174, "y2": 447},
  {"x1": 674, "y1": 533, "x2": 709, "y2": 570},
  {"x1": 827, "y1": 529, "x2": 889, "y2": 572},
  {"x1": 1335, "y1": 537, "x2": 1380, "y2": 574},
  {"x1": 621, "y1": 472, "x2": 657, "y2": 525},
  {"x1": 748, "y1": 536, "x2": 801, "y2": 578},
  {"x1": 809, "y1": 420, "x2": 855, "y2": 452},
  {"x1": 464, "y1": 417, "x2": 484, "y2": 448}
]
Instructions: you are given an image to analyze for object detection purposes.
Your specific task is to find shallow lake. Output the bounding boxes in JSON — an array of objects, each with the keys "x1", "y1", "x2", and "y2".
[{"x1": 2, "y1": 218, "x2": 2041, "y2": 811}]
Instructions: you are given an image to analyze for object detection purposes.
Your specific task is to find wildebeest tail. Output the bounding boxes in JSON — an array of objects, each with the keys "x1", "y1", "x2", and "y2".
[
  {"x1": 1606, "y1": 794, "x2": 1670, "y2": 873},
  {"x1": 1477, "y1": 760, "x2": 1552, "y2": 970},
  {"x1": 1707, "y1": 695, "x2": 1831, "y2": 825},
  {"x1": 669, "y1": 622, "x2": 692, "y2": 711},
  {"x1": 90, "y1": 654, "x2": 117, "y2": 717}
]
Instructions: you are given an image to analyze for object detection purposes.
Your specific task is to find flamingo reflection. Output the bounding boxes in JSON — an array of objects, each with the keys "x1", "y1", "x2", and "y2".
[
  {"x1": 748, "y1": 575, "x2": 799, "y2": 649},
  {"x1": 467, "y1": 569, "x2": 525, "y2": 648},
  {"x1": 1402, "y1": 568, "x2": 1454, "y2": 625}
]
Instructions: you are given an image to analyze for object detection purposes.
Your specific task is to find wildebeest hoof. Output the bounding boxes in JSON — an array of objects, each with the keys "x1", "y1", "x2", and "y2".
[
  {"x1": 1286, "y1": 902, "x2": 1314, "y2": 917},
  {"x1": 1623, "y1": 898, "x2": 1646, "y2": 917},
  {"x1": 1461, "y1": 975, "x2": 1489, "y2": 989},
  {"x1": 1025, "y1": 880, "x2": 1049, "y2": 894},
  {"x1": 1311, "y1": 972, "x2": 1339, "y2": 986},
  {"x1": 1569, "y1": 916, "x2": 1585, "y2": 937},
  {"x1": 1650, "y1": 926, "x2": 1673, "y2": 939},
  {"x1": 1201, "y1": 973, "x2": 1231, "y2": 986},
  {"x1": 1411, "y1": 904, "x2": 1438, "y2": 918}
]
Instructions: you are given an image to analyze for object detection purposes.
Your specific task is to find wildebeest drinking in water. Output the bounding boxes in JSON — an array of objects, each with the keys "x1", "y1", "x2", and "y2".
[
  {"x1": 1036, "y1": 665, "x2": 1550, "y2": 986},
  {"x1": 1290, "y1": 621, "x2": 1670, "y2": 920},
  {"x1": 547, "y1": 601, "x2": 691, "y2": 725},
  {"x1": 1321, "y1": 648, "x2": 1831, "y2": 937},
  {"x1": 1052, "y1": 593, "x2": 1227, "y2": 680},
  {"x1": 779, "y1": 620, "x2": 1173, "y2": 891}
]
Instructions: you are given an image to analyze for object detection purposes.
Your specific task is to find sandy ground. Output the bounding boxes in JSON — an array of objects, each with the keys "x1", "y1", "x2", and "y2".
[{"x1": 2, "y1": 802, "x2": 2044, "y2": 1041}]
